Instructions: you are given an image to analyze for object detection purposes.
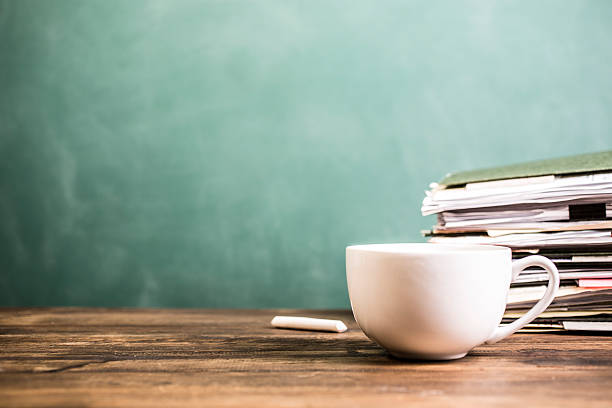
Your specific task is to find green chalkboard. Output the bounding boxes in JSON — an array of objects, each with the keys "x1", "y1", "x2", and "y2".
[{"x1": 1, "y1": 0, "x2": 611, "y2": 308}]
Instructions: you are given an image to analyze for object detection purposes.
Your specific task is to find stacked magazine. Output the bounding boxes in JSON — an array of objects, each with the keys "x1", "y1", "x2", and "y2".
[{"x1": 422, "y1": 151, "x2": 612, "y2": 332}]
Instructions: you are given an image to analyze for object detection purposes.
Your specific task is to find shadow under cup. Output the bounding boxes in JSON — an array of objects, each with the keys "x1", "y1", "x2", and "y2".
[{"x1": 346, "y1": 243, "x2": 515, "y2": 360}]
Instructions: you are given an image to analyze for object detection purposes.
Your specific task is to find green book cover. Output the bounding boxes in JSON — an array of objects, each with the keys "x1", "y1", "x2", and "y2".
[{"x1": 440, "y1": 150, "x2": 612, "y2": 188}]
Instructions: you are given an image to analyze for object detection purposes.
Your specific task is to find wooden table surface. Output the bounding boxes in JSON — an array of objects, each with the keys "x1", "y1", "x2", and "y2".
[{"x1": 1, "y1": 308, "x2": 611, "y2": 407}]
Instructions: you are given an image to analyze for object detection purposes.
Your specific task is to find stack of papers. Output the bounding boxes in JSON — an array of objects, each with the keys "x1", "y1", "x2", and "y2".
[{"x1": 422, "y1": 151, "x2": 612, "y2": 332}]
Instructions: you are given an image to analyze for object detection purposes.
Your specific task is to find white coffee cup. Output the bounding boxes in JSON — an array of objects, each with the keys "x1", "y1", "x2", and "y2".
[{"x1": 346, "y1": 243, "x2": 559, "y2": 360}]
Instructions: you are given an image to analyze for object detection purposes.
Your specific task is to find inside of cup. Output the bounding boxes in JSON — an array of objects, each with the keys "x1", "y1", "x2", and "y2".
[{"x1": 347, "y1": 243, "x2": 509, "y2": 254}]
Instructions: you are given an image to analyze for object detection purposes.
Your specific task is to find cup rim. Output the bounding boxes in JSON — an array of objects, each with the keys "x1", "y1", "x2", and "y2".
[{"x1": 346, "y1": 243, "x2": 511, "y2": 255}]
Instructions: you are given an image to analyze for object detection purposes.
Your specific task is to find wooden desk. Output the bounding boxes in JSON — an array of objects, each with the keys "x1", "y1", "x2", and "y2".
[{"x1": 1, "y1": 308, "x2": 610, "y2": 407}]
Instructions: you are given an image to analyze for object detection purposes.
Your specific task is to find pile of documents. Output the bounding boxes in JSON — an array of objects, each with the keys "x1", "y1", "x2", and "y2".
[{"x1": 422, "y1": 151, "x2": 612, "y2": 332}]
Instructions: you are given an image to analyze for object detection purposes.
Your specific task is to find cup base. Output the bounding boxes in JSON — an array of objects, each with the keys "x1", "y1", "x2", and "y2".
[{"x1": 389, "y1": 351, "x2": 468, "y2": 361}]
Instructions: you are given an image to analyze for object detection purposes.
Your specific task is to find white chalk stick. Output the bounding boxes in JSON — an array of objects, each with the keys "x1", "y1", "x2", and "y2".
[{"x1": 270, "y1": 316, "x2": 348, "y2": 333}]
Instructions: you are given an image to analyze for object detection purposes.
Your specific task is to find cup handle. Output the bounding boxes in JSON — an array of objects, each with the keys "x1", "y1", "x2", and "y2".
[{"x1": 485, "y1": 255, "x2": 560, "y2": 344}]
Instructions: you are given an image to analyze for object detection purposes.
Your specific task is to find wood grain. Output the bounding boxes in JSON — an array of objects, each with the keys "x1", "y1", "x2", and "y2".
[{"x1": 0, "y1": 308, "x2": 611, "y2": 407}]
